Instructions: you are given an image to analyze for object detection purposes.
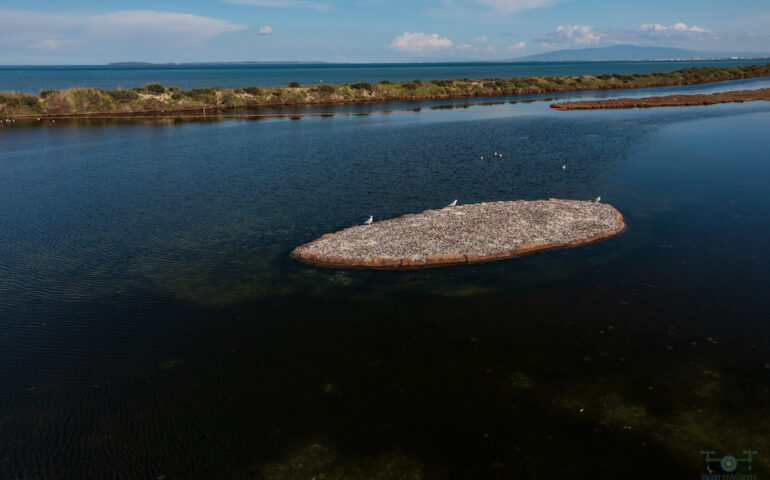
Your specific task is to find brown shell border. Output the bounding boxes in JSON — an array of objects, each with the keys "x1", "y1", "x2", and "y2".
[{"x1": 290, "y1": 203, "x2": 626, "y2": 270}]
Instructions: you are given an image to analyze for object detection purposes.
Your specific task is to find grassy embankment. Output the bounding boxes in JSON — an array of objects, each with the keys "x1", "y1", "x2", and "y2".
[{"x1": 1, "y1": 64, "x2": 769, "y2": 118}]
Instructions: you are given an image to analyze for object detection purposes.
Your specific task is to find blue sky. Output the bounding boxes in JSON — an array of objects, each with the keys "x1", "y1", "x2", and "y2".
[{"x1": 0, "y1": 0, "x2": 768, "y2": 64}]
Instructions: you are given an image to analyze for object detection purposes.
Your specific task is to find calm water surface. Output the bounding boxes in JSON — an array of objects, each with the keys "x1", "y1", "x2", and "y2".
[
  {"x1": 1, "y1": 59, "x2": 767, "y2": 93},
  {"x1": 1, "y1": 81, "x2": 769, "y2": 478}
]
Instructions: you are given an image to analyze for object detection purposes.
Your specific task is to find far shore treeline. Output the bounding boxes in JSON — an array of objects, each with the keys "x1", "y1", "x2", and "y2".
[{"x1": 1, "y1": 64, "x2": 769, "y2": 118}]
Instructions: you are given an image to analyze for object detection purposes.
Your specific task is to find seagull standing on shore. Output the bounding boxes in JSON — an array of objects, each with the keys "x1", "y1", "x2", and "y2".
[
  {"x1": 364, "y1": 216, "x2": 373, "y2": 225},
  {"x1": 448, "y1": 200, "x2": 457, "y2": 207},
  {"x1": 593, "y1": 196, "x2": 601, "y2": 203}
]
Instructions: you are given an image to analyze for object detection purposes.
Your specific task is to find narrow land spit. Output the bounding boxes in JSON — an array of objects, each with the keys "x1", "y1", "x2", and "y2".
[{"x1": 551, "y1": 88, "x2": 770, "y2": 110}]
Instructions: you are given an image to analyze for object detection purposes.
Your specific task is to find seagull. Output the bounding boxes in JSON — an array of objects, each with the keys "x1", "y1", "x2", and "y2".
[
  {"x1": 499, "y1": 153, "x2": 503, "y2": 158},
  {"x1": 448, "y1": 200, "x2": 457, "y2": 207},
  {"x1": 494, "y1": 151, "x2": 498, "y2": 156},
  {"x1": 480, "y1": 156, "x2": 484, "y2": 160},
  {"x1": 364, "y1": 215, "x2": 373, "y2": 225},
  {"x1": 562, "y1": 164, "x2": 566, "y2": 170},
  {"x1": 593, "y1": 196, "x2": 601, "y2": 203}
]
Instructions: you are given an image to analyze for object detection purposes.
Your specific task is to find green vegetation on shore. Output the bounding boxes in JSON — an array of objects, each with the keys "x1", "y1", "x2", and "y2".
[{"x1": 2, "y1": 64, "x2": 769, "y2": 118}]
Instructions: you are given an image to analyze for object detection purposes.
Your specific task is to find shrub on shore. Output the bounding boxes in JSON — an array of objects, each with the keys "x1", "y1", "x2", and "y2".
[
  {"x1": 350, "y1": 82, "x2": 374, "y2": 92},
  {"x1": 107, "y1": 89, "x2": 139, "y2": 103},
  {"x1": 139, "y1": 83, "x2": 166, "y2": 95},
  {"x1": 430, "y1": 79, "x2": 453, "y2": 87},
  {"x1": 3, "y1": 63, "x2": 769, "y2": 118},
  {"x1": 0, "y1": 92, "x2": 40, "y2": 115}
]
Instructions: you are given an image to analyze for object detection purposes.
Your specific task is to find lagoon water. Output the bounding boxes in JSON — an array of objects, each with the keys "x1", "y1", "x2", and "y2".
[
  {"x1": 1, "y1": 74, "x2": 769, "y2": 478},
  {"x1": 1, "y1": 59, "x2": 767, "y2": 93}
]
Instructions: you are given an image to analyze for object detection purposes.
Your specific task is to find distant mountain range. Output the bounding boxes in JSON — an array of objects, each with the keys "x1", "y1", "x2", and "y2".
[
  {"x1": 512, "y1": 45, "x2": 770, "y2": 62},
  {"x1": 110, "y1": 46, "x2": 770, "y2": 66}
]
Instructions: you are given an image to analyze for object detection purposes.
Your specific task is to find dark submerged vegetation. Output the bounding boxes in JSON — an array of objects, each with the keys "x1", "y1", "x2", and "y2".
[{"x1": 1, "y1": 64, "x2": 769, "y2": 118}]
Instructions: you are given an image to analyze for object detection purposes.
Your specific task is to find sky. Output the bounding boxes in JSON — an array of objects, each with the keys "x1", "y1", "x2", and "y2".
[{"x1": 0, "y1": 0, "x2": 768, "y2": 64}]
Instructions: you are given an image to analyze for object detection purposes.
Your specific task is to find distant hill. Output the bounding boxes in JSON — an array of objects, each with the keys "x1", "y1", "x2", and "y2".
[{"x1": 512, "y1": 45, "x2": 770, "y2": 62}]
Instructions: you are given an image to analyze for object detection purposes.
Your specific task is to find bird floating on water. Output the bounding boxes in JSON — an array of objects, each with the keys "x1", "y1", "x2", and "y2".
[
  {"x1": 364, "y1": 216, "x2": 373, "y2": 225},
  {"x1": 480, "y1": 156, "x2": 484, "y2": 160},
  {"x1": 448, "y1": 200, "x2": 457, "y2": 207},
  {"x1": 562, "y1": 164, "x2": 566, "y2": 170},
  {"x1": 593, "y1": 196, "x2": 601, "y2": 203}
]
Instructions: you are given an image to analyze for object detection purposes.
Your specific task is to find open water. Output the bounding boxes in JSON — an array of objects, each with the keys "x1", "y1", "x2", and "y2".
[
  {"x1": 1, "y1": 70, "x2": 769, "y2": 478},
  {"x1": 0, "y1": 59, "x2": 766, "y2": 93}
]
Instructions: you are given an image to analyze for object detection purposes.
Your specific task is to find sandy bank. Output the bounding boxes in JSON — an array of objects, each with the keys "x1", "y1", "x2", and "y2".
[
  {"x1": 551, "y1": 88, "x2": 770, "y2": 110},
  {"x1": 291, "y1": 199, "x2": 625, "y2": 269}
]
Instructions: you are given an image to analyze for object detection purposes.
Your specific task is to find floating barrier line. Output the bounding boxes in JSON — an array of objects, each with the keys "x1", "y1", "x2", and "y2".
[{"x1": 10, "y1": 107, "x2": 552, "y2": 121}]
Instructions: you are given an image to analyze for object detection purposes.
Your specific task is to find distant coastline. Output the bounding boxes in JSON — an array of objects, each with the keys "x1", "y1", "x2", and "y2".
[
  {"x1": 108, "y1": 61, "x2": 329, "y2": 66},
  {"x1": 2, "y1": 63, "x2": 769, "y2": 119},
  {"x1": 511, "y1": 44, "x2": 770, "y2": 63}
]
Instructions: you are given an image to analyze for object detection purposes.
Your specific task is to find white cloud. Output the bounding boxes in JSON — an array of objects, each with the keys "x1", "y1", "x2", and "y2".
[
  {"x1": 536, "y1": 22, "x2": 717, "y2": 50},
  {"x1": 0, "y1": 9, "x2": 246, "y2": 61},
  {"x1": 0, "y1": 10, "x2": 245, "y2": 47},
  {"x1": 457, "y1": 35, "x2": 497, "y2": 53},
  {"x1": 389, "y1": 32, "x2": 453, "y2": 54},
  {"x1": 474, "y1": 0, "x2": 564, "y2": 15},
  {"x1": 641, "y1": 22, "x2": 710, "y2": 33},
  {"x1": 222, "y1": 0, "x2": 329, "y2": 10},
  {"x1": 504, "y1": 41, "x2": 527, "y2": 52},
  {"x1": 86, "y1": 11, "x2": 246, "y2": 38},
  {"x1": 634, "y1": 22, "x2": 716, "y2": 43},
  {"x1": 27, "y1": 39, "x2": 71, "y2": 50},
  {"x1": 538, "y1": 25, "x2": 601, "y2": 49},
  {"x1": 258, "y1": 25, "x2": 274, "y2": 35},
  {"x1": 426, "y1": 0, "x2": 565, "y2": 21}
]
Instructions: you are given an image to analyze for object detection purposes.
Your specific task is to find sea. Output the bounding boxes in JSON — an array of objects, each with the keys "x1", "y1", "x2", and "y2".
[
  {"x1": 0, "y1": 59, "x2": 767, "y2": 93},
  {"x1": 1, "y1": 61, "x2": 769, "y2": 478}
]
